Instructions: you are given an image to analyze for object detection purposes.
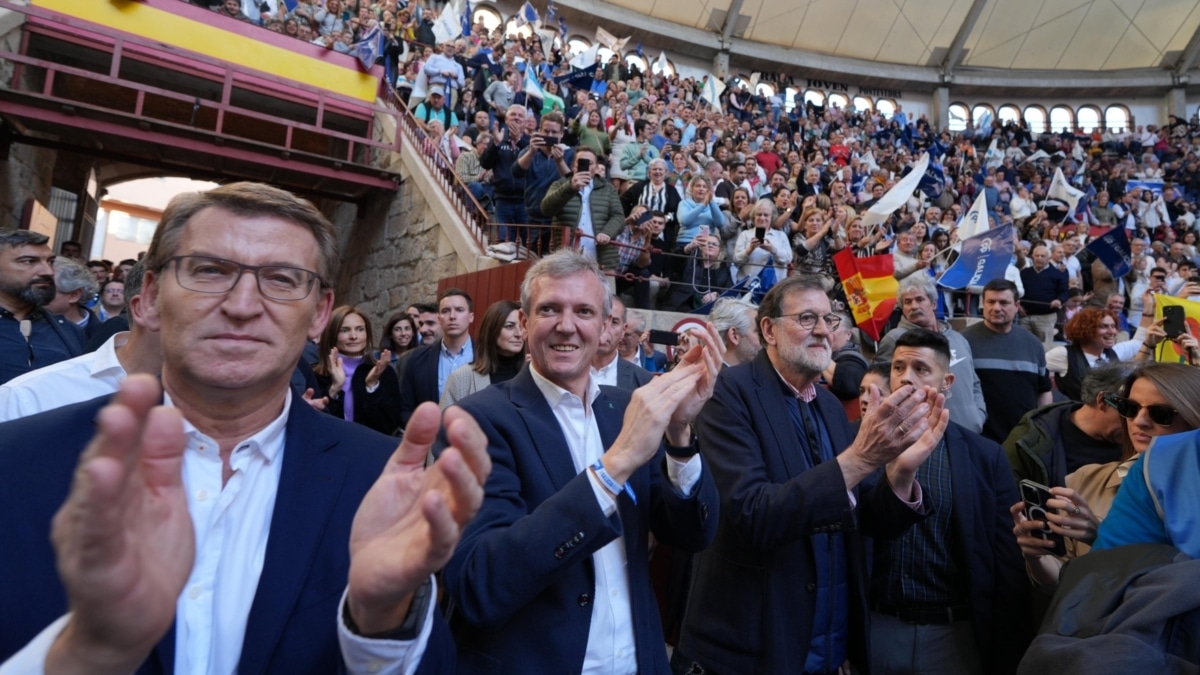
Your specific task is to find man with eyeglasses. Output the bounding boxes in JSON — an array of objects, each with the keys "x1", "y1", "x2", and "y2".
[
  {"x1": 0, "y1": 183, "x2": 488, "y2": 673},
  {"x1": 0, "y1": 229, "x2": 85, "y2": 385},
  {"x1": 675, "y1": 274, "x2": 951, "y2": 675}
]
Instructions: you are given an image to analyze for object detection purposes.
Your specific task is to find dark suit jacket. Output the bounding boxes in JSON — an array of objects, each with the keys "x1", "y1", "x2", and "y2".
[
  {"x1": 398, "y1": 338, "x2": 475, "y2": 428},
  {"x1": 615, "y1": 358, "x2": 654, "y2": 390},
  {"x1": 442, "y1": 367, "x2": 719, "y2": 674},
  {"x1": 878, "y1": 422, "x2": 1030, "y2": 674},
  {"x1": 0, "y1": 393, "x2": 453, "y2": 673},
  {"x1": 678, "y1": 350, "x2": 927, "y2": 675},
  {"x1": 314, "y1": 358, "x2": 404, "y2": 436}
]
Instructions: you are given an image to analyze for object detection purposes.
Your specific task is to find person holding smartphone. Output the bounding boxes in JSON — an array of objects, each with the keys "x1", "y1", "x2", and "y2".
[{"x1": 541, "y1": 147, "x2": 626, "y2": 284}]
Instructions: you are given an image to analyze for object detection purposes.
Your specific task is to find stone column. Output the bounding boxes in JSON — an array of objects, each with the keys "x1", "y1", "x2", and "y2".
[
  {"x1": 933, "y1": 86, "x2": 950, "y2": 134},
  {"x1": 1167, "y1": 86, "x2": 1187, "y2": 121}
]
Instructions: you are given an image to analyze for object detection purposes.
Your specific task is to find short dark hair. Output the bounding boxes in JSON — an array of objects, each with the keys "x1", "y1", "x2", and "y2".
[
  {"x1": 864, "y1": 361, "x2": 891, "y2": 382},
  {"x1": 982, "y1": 278, "x2": 1019, "y2": 298},
  {"x1": 634, "y1": 119, "x2": 650, "y2": 136},
  {"x1": 413, "y1": 302, "x2": 438, "y2": 314},
  {"x1": 438, "y1": 287, "x2": 473, "y2": 312},
  {"x1": 893, "y1": 327, "x2": 951, "y2": 369}
]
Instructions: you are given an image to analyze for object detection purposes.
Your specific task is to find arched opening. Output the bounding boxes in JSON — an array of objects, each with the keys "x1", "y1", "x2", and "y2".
[
  {"x1": 803, "y1": 89, "x2": 826, "y2": 107},
  {"x1": 503, "y1": 17, "x2": 533, "y2": 39},
  {"x1": 1024, "y1": 105, "x2": 1048, "y2": 133},
  {"x1": 472, "y1": 6, "x2": 502, "y2": 34},
  {"x1": 828, "y1": 92, "x2": 849, "y2": 110},
  {"x1": 948, "y1": 103, "x2": 969, "y2": 132},
  {"x1": 784, "y1": 86, "x2": 800, "y2": 112},
  {"x1": 1105, "y1": 105, "x2": 1130, "y2": 132},
  {"x1": 853, "y1": 96, "x2": 873, "y2": 113},
  {"x1": 755, "y1": 82, "x2": 776, "y2": 98},
  {"x1": 651, "y1": 57, "x2": 675, "y2": 76},
  {"x1": 1077, "y1": 105, "x2": 1102, "y2": 132},
  {"x1": 997, "y1": 104, "x2": 1021, "y2": 125},
  {"x1": 875, "y1": 98, "x2": 897, "y2": 117},
  {"x1": 566, "y1": 37, "x2": 591, "y2": 56},
  {"x1": 625, "y1": 53, "x2": 647, "y2": 75},
  {"x1": 1050, "y1": 105, "x2": 1074, "y2": 133},
  {"x1": 971, "y1": 103, "x2": 994, "y2": 128}
]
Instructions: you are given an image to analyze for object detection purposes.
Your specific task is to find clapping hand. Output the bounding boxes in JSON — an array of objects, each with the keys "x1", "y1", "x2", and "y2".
[{"x1": 366, "y1": 350, "x2": 392, "y2": 389}]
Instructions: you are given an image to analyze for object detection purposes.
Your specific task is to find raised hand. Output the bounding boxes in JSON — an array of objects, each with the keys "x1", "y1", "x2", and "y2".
[
  {"x1": 328, "y1": 347, "x2": 346, "y2": 393},
  {"x1": 665, "y1": 321, "x2": 726, "y2": 439},
  {"x1": 840, "y1": 385, "x2": 938, "y2": 490},
  {"x1": 45, "y1": 375, "x2": 193, "y2": 675},
  {"x1": 600, "y1": 361, "x2": 706, "y2": 486},
  {"x1": 366, "y1": 349, "x2": 392, "y2": 389},
  {"x1": 346, "y1": 403, "x2": 490, "y2": 634}
]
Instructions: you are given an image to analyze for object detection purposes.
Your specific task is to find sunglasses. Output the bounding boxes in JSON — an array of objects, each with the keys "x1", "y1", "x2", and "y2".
[{"x1": 1103, "y1": 393, "x2": 1179, "y2": 426}]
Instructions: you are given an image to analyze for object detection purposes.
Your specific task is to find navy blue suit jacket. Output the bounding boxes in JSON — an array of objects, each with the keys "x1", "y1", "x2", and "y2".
[
  {"x1": 894, "y1": 422, "x2": 1030, "y2": 674},
  {"x1": 678, "y1": 350, "x2": 927, "y2": 675},
  {"x1": 442, "y1": 367, "x2": 719, "y2": 674},
  {"x1": 0, "y1": 393, "x2": 453, "y2": 673},
  {"x1": 398, "y1": 339, "x2": 474, "y2": 428}
]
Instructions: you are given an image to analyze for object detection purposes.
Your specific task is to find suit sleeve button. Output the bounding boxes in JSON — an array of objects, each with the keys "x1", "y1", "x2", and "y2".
[{"x1": 577, "y1": 593, "x2": 590, "y2": 606}]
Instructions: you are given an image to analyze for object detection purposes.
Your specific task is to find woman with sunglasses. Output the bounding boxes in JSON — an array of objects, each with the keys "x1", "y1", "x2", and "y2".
[
  {"x1": 1092, "y1": 362, "x2": 1200, "y2": 556},
  {"x1": 1012, "y1": 363, "x2": 1200, "y2": 587}
]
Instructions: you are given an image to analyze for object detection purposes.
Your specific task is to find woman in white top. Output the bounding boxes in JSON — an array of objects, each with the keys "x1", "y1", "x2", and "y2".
[{"x1": 733, "y1": 200, "x2": 792, "y2": 283}]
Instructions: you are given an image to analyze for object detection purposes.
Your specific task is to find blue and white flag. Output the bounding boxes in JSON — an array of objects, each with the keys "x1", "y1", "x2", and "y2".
[
  {"x1": 635, "y1": 42, "x2": 643, "y2": 57},
  {"x1": 569, "y1": 42, "x2": 600, "y2": 70},
  {"x1": 915, "y1": 160, "x2": 945, "y2": 199},
  {"x1": 545, "y1": 0, "x2": 557, "y2": 22},
  {"x1": 984, "y1": 137, "x2": 1003, "y2": 169},
  {"x1": 589, "y1": 77, "x2": 608, "y2": 97},
  {"x1": 699, "y1": 75, "x2": 725, "y2": 109},
  {"x1": 975, "y1": 110, "x2": 993, "y2": 131},
  {"x1": 957, "y1": 189, "x2": 990, "y2": 242},
  {"x1": 516, "y1": 1, "x2": 538, "y2": 26},
  {"x1": 558, "y1": 15, "x2": 568, "y2": 38},
  {"x1": 352, "y1": 24, "x2": 384, "y2": 70},
  {"x1": 1048, "y1": 167, "x2": 1084, "y2": 217},
  {"x1": 1086, "y1": 225, "x2": 1132, "y2": 278},
  {"x1": 460, "y1": 0, "x2": 472, "y2": 36},
  {"x1": 937, "y1": 224, "x2": 1015, "y2": 290},
  {"x1": 654, "y1": 51, "x2": 668, "y2": 74},
  {"x1": 1127, "y1": 179, "x2": 1164, "y2": 197}
]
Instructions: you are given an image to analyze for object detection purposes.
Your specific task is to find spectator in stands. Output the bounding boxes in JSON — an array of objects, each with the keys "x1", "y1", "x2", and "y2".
[
  {"x1": 874, "y1": 274, "x2": 988, "y2": 434},
  {"x1": 513, "y1": 111, "x2": 571, "y2": 251},
  {"x1": 1046, "y1": 306, "x2": 1154, "y2": 401},
  {"x1": 311, "y1": 305, "x2": 402, "y2": 435},
  {"x1": 45, "y1": 257, "x2": 99, "y2": 339},
  {"x1": 664, "y1": 233, "x2": 733, "y2": 312},
  {"x1": 423, "y1": 40, "x2": 465, "y2": 104},
  {"x1": 397, "y1": 287, "x2": 475, "y2": 427},
  {"x1": 0, "y1": 229, "x2": 84, "y2": 385},
  {"x1": 675, "y1": 175, "x2": 725, "y2": 260},
  {"x1": 734, "y1": 198, "x2": 792, "y2": 285},
  {"x1": 962, "y1": 279, "x2": 1054, "y2": 442},
  {"x1": 439, "y1": 299, "x2": 525, "y2": 408},
  {"x1": 792, "y1": 207, "x2": 846, "y2": 278},
  {"x1": 58, "y1": 240, "x2": 83, "y2": 261},
  {"x1": 456, "y1": 132, "x2": 492, "y2": 204},
  {"x1": 96, "y1": 278, "x2": 126, "y2": 323},
  {"x1": 483, "y1": 69, "x2": 518, "y2": 121},
  {"x1": 1020, "y1": 244, "x2": 1070, "y2": 346},
  {"x1": 621, "y1": 158, "x2": 682, "y2": 248},
  {"x1": 413, "y1": 85, "x2": 458, "y2": 133},
  {"x1": 619, "y1": 209, "x2": 671, "y2": 310},
  {"x1": 480, "y1": 104, "x2": 530, "y2": 243},
  {"x1": 542, "y1": 146, "x2": 626, "y2": 279},
  {"x1": 617, "y1": 309, "x2": 668, "y2": 373},
  {"x1": 591, "y1": 296, "x2": 654, "y2": 390},
  {"x1": 619, "y1": 119, "x2": 659, "y2": 182}
]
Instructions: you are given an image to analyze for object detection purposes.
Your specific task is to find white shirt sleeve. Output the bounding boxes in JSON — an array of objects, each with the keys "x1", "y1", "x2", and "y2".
[
  {"x1": 0, "y1": 614, "x2": 69, "y2": 675},
  {"x1": 1046, "y1": 345, "x2": 1068, "y2": 376},
  {"x1": 665, "y1": 454, "x2": 702, "y2": 496},
  {"x1": 338, "y1": 581, "x2": 437, "y2": 675}
]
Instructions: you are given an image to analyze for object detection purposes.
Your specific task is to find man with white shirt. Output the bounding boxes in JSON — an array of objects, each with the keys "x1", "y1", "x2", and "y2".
[
  {"x1": 591, "y1": 297, "x2": 653, "y2": 390},
  {"x1": 442, "y1": 250, "x2": 720, "y2": 674},
  {"x1": 0, "y1": 182, "x2": 488, "y2": 674},
  {"x1": 0, "y1": 274, "x2": 161, "y2": 422}
]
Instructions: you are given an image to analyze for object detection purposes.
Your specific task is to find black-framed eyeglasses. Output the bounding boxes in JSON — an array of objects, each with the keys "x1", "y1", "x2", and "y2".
[
  {"x1": 777, "y1": 312, "x2": 841, "y2": 331},
  {"x1": 1103, "y1": 393, "x2": 1179, "y2": 427},
  {"x1": 165, "y1": 255, "x2": 322, "y2": 302},
  {"x1": 1152, "y1": 275, "x2": 1167, "y2": 281}
]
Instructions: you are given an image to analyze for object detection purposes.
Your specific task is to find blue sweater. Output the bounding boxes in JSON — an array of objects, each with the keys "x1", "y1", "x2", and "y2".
[{"x1": 1019, "y1": 265, "x2": 1069, "y2": 315}]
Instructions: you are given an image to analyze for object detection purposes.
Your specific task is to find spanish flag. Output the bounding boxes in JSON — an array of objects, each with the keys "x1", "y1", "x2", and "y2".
[
  {"x1": 1154, "y1": 295, "x2": 1200, "y2": 363},
  {"x1": 833, "y1": 248, "x2": 898, "y2": 341}
]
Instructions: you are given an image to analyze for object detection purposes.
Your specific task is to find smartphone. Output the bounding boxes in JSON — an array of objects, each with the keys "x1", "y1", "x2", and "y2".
[
  {"x1": 754, "y1": 226, "x2": 766, "y2": 241},
  {"x1": 648, "y1": 329, "x2": 679, "y2": 346},
  {"x1": 1019, "y1": 480, "x2": 1067, "y2": 557},
  {"x1": 576, "y1": 157, "x2": 592, "y2": 173},
  {"x1": 698, "y1": 225, "x2": 710, "y2": 238},
  {"x1": 1164, "y1": 304, "x2": 1186, "y2": 339},
  {"x1": 636, "y1": 211, "x2": 654, "y2": 226}
]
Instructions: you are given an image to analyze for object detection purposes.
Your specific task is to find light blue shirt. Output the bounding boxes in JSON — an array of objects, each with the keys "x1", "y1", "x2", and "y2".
[{"x1": 437, "y1": 339, "x2": 474, "y2": 397}]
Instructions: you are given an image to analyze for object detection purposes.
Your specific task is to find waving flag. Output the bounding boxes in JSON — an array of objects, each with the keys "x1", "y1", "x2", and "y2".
[
  {"x1": 635, "y1": 42, "x2": 643, "y2": 57},
  {"x1": 861, "y1": 152, "x2": 930, "y2": 231},
  {"x1": 984, "y1": 137, "x2": 1003, "y2": 169},
  {"x1": 569, "y1": 42, "x2": 599, "y2": 70},
  {"x1": 595, "y1": 26, "x2": 620, "y2": 49},
  {"x1": 432, "y1": 4, "x2": 463, "y2": 43},
  {"x1": 558, "y1": 15, "x2": 568, "y2": 38},
  {"x1": 460, "y1": 0, "x2": 472, "y2": 36},
  {"x1": 524, "y1": 66, "x2": 563, "y2": 110},
  {"x1": 914, "y1": 160, "x2": 945, "y2": 199},
  {"x1": 352, "y1": 24, "x2": 384, "y2": 70},
  {"x1": 958, "y1": 189, "x2": 990, "y2": 242},
  {"x1": 834, "y1": 248, "x2": 898, "y2": 341},
  {"x1": 938, "y1": 224, "x2": 1015, "y2": 290},
  {"x1": 516, "y1": 0, "x2": 539, "y2": 26},
  {"x1": 654, "y1": 51, "x2": 668, "y2": 74},
  {"x1": 1086, "y1": 225, "x2": 1132, "y2": 278},
  {"x1": 1048, "y1": 167, "x2": 1084, "y2": 217},
  {"x1": 699, "y1": 75, "x2": 725, "y2": 109},
  {"x1": 545, "y1": 0, "x2": 557, "y2": 22}
]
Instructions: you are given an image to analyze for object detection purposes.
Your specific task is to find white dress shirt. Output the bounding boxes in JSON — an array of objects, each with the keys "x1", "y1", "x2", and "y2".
[
  {"x1": 591, "y1": 351, "x2": 621, "y2": 387},
  {"x1": 577, "y1": 179, "x2": 598, "y2": 261},
  {"x1": 1, "y1": 390, "x2": 434, "y2": 675},
  {"x1": 529, "y1": 367, "x2": 700, "y2": 675},
  {"x1": 0, "y1": 332, "x2": 128, "y2": 423}
]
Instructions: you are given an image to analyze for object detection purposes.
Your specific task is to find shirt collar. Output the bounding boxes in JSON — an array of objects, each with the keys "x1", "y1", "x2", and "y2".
[
  {"x1": 771, "y1": 364, "x2": 817, "y2": 402},
  {"x1": 440, "y1": 339, "x2": 470, "y2": 358},
  {"x1": 592, "y1": 351, "x2": 619, "y2": 377},
  {"x1": 530, "y1": 364, "x2": 600, "y2": 410},
  {"x1": 165, "y1": 388, "x2": 291, "y2": 465},
  {"x1": 90, "y1": 331, "x2": 130, "y2": 377}
]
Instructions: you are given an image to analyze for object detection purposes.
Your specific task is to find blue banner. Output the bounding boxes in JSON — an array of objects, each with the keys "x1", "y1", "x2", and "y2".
[
  {"x1": 1086, "y1": 225, "x2": 1132, "y2": 278},
  {"x1": 937, "y1": 224, "x2": 1015, "y2": 290},
  {"x1": 1127, "y1": 179, "x2": 1164, "y2": 197}
]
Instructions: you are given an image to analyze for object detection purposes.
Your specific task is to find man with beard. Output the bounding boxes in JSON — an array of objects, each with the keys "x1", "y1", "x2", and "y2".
[
  {"x1": 675, "y1": 274, "x2": 950, "y2": 674},
  {"x1": 708, "y1": 297, "x2": 761, "y2": 367},
  {"x1": 0, "y1": 230, "x2": 84, "y2": 384}
]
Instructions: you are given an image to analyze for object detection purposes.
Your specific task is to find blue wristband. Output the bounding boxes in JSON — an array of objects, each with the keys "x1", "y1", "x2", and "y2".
[{"x1": 591, "y1": 459, "x2": 637, "y2": 505}]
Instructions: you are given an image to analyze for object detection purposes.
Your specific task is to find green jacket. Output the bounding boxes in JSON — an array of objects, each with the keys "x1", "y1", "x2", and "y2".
[
  {"x1": 1002, "y1": 400, "x2": 1079, "y2": 488},
  {"x1": 541, "y1": 176, "x2": 626, "y2": 269}
]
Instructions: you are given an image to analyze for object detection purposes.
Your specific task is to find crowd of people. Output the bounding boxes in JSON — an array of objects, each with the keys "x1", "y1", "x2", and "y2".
[{"x1": 8, "y1": 1, "x2": 1200, "y2": 673}]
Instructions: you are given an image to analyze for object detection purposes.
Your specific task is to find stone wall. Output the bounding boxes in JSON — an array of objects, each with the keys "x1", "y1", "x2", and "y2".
[
  {"x1": 329, "y1": 178, "x2": 462, "y2": 331},
  {"x1": 0, "y1": 142, "x2": 55, "y2": 230}
]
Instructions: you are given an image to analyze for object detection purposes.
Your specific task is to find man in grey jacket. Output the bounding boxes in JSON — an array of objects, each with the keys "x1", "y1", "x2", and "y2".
[{"x1": 873, "y1": 275, "x2": 987, "y2": 434}]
